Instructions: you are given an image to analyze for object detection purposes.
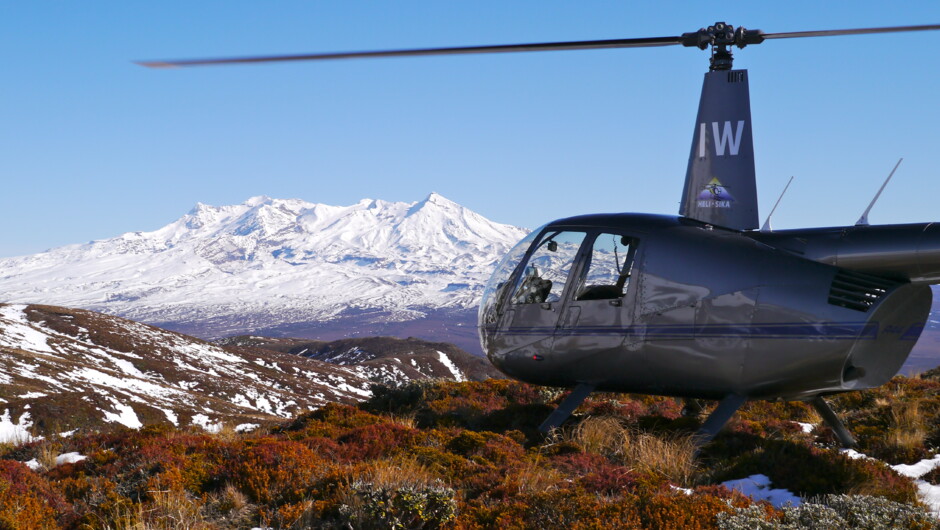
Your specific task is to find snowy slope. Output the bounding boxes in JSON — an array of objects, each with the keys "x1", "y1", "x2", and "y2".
[
  {"x1": 0, "y1": 194, "x2": 528, "y2": 339},
  {"x1": 0, "y1": 303, "x2": 486, "y2": 438}
]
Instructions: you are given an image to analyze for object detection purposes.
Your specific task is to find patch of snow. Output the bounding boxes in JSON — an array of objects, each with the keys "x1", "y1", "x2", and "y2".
[
  {"x1": 103, "y1": 406, "x2": 143, "y2": 429},
  {"x1": 160, "y1": 408, "x2": 179, "y2": 426},
  {"x1": 892, "y1": 454, "x2": 940, "y2": 479},
  {"x1": 191, "y1": 414, "x2": 222, "y2": 433},
  {"x1": 838, "y1": 449, "x2": 940, "y2": 517},
  {"x1": 326, "y1": 374, "x2": 372, "y2": 398},
  {"x1": 721, "y1": 474, "x2": 801, "y2": 508},
  {"x1": 891, "y1": 454, "x2": 940, "y2": 517},
  {"x1": 102, "y1": 399, "x2": 143, "y2": 429},
  {"x1": 55, "y1": 452, "x2": 87, "y2": 466},
  {"x1": 111, "y1": 359, "x2": 145, "y2": 378},
  {"x1": 25, "y1": 459, "x2": 41, "y2": 470},
  {"x1": 0, "y1": 305, "x2": 55, "y2": 353},
  {"x1": 0, "y1": 409, "x2": 38, "y2": 444},
  {"x1": 795, "y1": 422, "x2": 815, "y2": 433},
  {"x1": 840, "y1": 448, "x2": 874, "y2": 460},
  {"x1": 70, "y1": 367, "x2": 180, "y2": 400},
  {"x1": 236, "y1": 423, "x2": 259, "y2": 433},
  {"x1": 915, "y1": 480, "x2": 940, "y2": 517},
  {"x1": 437, "y1": 351, "x2": 465, "y2": 382},
  {"x1": 17, "y1": 392, "x2": 48, "y2": 399},
  {"x1": 255, "y1": 395, "x2": 273, "y2": 414}
]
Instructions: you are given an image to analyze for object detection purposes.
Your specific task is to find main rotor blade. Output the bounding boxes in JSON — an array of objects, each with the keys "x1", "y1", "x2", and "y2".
[
  {"x1": 763, "y1": 23, "x2": 940, "y2": 40},
  {"x1": 136, "y1": 35, "x2": 683, "y2": 68}
]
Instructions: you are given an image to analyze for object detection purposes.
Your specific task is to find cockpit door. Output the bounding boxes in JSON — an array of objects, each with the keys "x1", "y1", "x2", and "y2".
[
  {"x1": 500, "y1": 230, "x2": 587, "y2": 358},
  {"x1": 553, "y1": 232, "x2": 644, "y2": 384}
]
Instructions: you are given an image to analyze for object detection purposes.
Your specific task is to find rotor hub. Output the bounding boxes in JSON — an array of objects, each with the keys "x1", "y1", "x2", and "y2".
[{"x1": 681, "y1": 22, "x2": 766, "y2": 70}]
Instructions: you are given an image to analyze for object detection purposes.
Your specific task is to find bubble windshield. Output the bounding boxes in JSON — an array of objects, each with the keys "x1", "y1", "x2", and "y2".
[{"x1": 478, "y1": 227, "x2": 543, "y2": 330}]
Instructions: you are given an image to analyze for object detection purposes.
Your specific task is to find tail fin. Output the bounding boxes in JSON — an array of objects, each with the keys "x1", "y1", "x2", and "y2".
[{"x1": 680, "y1": 69, "x2": 758, "y2": 231}]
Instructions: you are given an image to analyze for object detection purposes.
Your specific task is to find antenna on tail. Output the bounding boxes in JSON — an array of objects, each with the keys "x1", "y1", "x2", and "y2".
[
  {"x1": 856, "y1": 158, "x2": 903, "y2": 226},
  {"x1": 760, "y1": 176, "x2": 794, "y2": 233}
]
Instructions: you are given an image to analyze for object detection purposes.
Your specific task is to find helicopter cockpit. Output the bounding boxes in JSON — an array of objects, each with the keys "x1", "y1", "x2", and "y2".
[{"x1": 479, "y1": 224, "x2": 639, "y2": 358}]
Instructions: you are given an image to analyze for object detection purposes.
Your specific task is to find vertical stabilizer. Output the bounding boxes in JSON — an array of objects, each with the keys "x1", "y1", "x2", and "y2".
[{"x1": 680, "y1": 69, "x2": 758, "y2": 231}]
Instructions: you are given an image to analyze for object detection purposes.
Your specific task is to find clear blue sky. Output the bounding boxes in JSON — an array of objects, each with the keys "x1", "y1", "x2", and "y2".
[{"x1": 3, "y1": 2, "x2": 940, "y2": 257}]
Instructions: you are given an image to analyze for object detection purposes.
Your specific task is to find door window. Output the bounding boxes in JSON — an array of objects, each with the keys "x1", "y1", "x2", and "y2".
[{"x1": 576, "y1": 233, "x2": 636, "y2": 301}]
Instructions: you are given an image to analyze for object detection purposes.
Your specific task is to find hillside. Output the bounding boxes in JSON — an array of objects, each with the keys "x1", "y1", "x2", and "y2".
[
  {"x1": 0, "y1": 304, "x2": 491, "y2": 438},
  {"x1": 1, "y1": 303, "x2": 940, "y2": 527},
  {"x1": 219, "y1": 335, "x2": 504, "y2": 384},
  {"x1": 2, "y1": 378, "x2": 939, "y2": 528}
]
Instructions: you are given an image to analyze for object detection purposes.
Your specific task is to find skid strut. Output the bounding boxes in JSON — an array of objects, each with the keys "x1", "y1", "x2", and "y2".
[
  {"x1": 811, "y1": 396, "x2": 857, "y2": 448},
  {"x1": 538, "y1": 383, "x2": 595, "y2": 433},
  {"x1": 695, "y1": 394, "x2": 747, "y2": 446}
]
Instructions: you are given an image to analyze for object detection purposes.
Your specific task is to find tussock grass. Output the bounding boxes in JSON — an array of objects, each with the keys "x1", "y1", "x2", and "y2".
[
  {"x1": 886, "y1": 400, "x2": 927, "y2": 453},
  {"x1": 100, "y1": 489, "x2": 212, "y2": 530},
  {"x1": 507, "y1": 457, "x2": 565, "y2": 494},
  {"x1": 36, "y1": 441, "x2": 61, "y2": 471},
  {"x1": 561, "y1": 415, "x2": 699, "y2": 486},
  {"x1": 384, "y1": 413, "x2": 417, "y2": 430},
  {"x1": 354, "y1": 455, "x2": 442, "y2": 490},
  {"x1": 146, "y1": 489, "x2": 211, "y2": 530},
  {"x1": 571, "y1": 415, "x2": 628, "y2": 457},
  {"x1": 626, "y1": 431, "x2": 698, "y2": 487},
  {"x1": 214, "y1": 422, "x2": 242, "y2": 443}
]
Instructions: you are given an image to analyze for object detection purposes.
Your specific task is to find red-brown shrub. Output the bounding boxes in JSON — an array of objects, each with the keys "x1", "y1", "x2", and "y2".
[
  {"x1": 229, "y1": 439, "x2": 326, "y2": 504},
  {"x1": 338, "y1": 423, "x2": 419, "y2": 460},
  {"x1": 0, "y1": 460, "x2": 72, "y2": 528}
]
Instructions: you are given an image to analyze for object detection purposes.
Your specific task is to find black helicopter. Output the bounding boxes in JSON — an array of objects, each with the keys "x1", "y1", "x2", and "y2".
[{"x1": 142, "y1": 22, "x2": 940, "y2": 446}]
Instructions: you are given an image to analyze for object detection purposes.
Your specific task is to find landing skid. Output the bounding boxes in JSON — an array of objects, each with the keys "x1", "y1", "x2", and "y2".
[{"x1": 537, "y1": 389, "x2": 857, "y2": 449}]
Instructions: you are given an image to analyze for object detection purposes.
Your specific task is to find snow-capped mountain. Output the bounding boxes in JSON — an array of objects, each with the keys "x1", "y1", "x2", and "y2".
[
  {"x1": 0, "y1": 303, "x2": 496, "y2": 438},
  {"x1": 0, "y1": 194, "x2": 528, "y2": 347}
]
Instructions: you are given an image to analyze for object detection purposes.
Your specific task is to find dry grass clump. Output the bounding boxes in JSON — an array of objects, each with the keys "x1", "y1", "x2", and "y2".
[
  {"x1": 561, "y1": 415, "x2": 698, "y2": 486},
  {"x1": 36, "y1": 441, "x2": 62, "y2": 471},
  {"x1": 100, "y1": 488, "x2": 212, "y2": 530},
  {"x1": 145, "y1": 488, "x2": 212, "y2": 529},
  {"x1": 886, "y1": 400, "x2": 927, "y2": 453},
  {"x1": 506, "y1": 457, "x2": 565, "y2": 495},
  {"x1": 201, "y1": 483, "x2": 256, "y2": 528},
  {"x1": 570, "y1": 415, "x2": 629, "y2": 457},
  {"x1": 626, "y1": 431, "x2": 698, "y2": 487},
  {"x1": 353, "y1": 455, "x2": 442, "y2": 490},
  {"x1": 213, "y1": 422, "x2": 241, "y2": 443},
  {"x1": 384, "y1": 413, "x2": 417, "y2": 429}
]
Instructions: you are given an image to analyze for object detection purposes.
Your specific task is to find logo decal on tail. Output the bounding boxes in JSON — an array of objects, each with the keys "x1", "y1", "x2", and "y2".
[{"x1": 697, "y1": 178, "x2": 734, "y2": 208}]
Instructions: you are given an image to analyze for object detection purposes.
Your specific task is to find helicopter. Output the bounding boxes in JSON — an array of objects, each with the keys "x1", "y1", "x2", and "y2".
[{"x1": 141, "y1": 22, "x2": 940, "y2": 447}]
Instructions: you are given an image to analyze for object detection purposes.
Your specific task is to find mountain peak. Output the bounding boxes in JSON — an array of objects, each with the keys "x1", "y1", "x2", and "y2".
[
  {"x1": 407, "y1": 191, "x2": 460, "y2": 217},
  {"x1": 425, "y1": 191, "x2": 457, "y2": 206}
]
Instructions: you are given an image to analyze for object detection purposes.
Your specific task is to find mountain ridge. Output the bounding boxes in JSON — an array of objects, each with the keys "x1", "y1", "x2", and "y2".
[{"x1": 0, "y1": 194, "x2": 528, "y2": 345}]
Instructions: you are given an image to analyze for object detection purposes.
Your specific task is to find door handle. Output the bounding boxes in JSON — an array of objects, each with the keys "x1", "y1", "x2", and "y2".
[
  {"x1": 540, "y1": 303, "x2": 553, "y2": 310},
  {"x1": 609, "y1": 299, "x2": 622, "y2": 307}
]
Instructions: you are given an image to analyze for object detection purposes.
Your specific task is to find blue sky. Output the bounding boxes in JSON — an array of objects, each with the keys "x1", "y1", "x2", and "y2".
[{"x1": 3, "y1": 2, "x2": 940, "y2": 257}]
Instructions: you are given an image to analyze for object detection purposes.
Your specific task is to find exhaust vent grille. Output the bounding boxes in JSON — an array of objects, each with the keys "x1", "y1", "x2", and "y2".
[{"x1": 828, "y1": 270, "x2": 900, "y2": 312}]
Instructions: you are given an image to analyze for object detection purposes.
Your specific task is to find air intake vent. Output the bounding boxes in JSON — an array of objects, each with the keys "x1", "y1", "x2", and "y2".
[{"x1": 828, "y1": 270, "x2": 900, "y2": 312}]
